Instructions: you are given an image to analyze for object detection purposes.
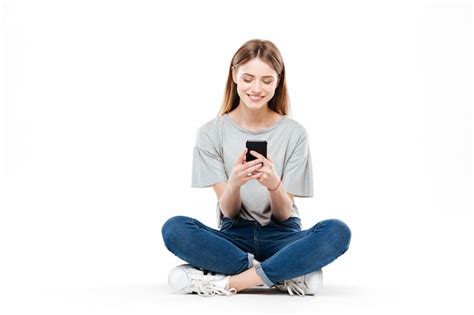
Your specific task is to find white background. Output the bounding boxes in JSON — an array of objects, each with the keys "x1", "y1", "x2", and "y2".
[{"x1": 1, "y1": 0, "x2": 472, "y2": 314}]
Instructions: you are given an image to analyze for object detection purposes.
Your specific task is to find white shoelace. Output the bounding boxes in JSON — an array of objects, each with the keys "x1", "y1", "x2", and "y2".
[
  {"x1": 188, "y1": 276, "x2": 237, "y2": 297},
  {"x1": 282, "y1": 278, "x2": 307, "y2": 296}
]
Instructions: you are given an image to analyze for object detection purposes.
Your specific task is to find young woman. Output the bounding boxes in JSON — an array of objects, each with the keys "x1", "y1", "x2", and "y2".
[{"x1": 161, "y1": 39, "x2": 351, "y2": 297}]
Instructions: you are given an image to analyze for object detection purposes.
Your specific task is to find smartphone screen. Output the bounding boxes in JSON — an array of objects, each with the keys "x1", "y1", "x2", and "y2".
[{"x1": 246, "y1": 140, "x2": 267, "y2": 162}]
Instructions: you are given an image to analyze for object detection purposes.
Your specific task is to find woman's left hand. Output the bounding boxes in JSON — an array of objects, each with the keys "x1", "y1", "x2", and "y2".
[{"x1": 248, "y1": 150, "x2": 281, "y2": 190}]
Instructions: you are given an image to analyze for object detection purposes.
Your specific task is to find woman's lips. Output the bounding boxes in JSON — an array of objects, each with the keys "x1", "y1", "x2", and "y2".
[{"x1": 248, "y1": 94, "x2": 264, "y2": 101}]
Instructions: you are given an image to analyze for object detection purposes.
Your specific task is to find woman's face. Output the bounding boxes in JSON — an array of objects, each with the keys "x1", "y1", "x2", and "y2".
[{"x1": 232, "y1": 57, "x2": 279, "y2": 110}]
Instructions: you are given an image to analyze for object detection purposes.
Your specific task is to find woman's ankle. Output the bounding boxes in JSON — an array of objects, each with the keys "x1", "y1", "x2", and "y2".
[{"x1": 228, "y1": 267, "x2": 264, "y2": 292}]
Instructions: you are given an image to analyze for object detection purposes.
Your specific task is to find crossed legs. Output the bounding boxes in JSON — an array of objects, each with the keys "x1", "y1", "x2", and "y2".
[{"x1": 162, "y1": 216, "x2": 351, "y2": 291}]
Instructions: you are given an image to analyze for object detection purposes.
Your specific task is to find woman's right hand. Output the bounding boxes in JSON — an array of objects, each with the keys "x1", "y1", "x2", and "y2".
[{"x1": 228, "y1": 148, "x2": 265, "y2": 189}]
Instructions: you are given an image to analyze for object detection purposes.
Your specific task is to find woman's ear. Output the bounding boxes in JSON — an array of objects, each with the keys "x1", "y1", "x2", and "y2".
[{"x1": 232, "y1": 66, "x2": 238, "y2": 84}]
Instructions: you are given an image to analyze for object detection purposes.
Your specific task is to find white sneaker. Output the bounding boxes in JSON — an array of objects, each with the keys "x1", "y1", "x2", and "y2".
[
  {"x1": 276, "y1": 269, "x2": 323, "y2": 296},
  {"x1": 168, "y1": 264, "x2": 237, "y2": 297}
]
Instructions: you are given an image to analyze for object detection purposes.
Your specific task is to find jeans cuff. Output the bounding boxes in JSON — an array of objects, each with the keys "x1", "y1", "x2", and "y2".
[
  {"x1": 247, "y1": 253, "x2": 254, "y2": 269},
  {"x1": 255, "y1": 263, "x2": 275, "y2": 287}
]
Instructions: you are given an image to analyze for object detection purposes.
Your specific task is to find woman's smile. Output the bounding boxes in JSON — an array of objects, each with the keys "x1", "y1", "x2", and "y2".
[{"x1": 248, "y1": 94, "x2": 264, "y2": 102}]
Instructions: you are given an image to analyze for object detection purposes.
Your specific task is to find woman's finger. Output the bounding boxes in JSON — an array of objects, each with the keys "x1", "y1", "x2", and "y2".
[
  {"x1": 249, "y1": 150, "x2": 270, "y2": 167},
  {"x1": 244, "y1": 172, "x2": 262, "y2": 180},
  {"x1": 242, "y1": 159, "x2": 264, "y2": 172}
]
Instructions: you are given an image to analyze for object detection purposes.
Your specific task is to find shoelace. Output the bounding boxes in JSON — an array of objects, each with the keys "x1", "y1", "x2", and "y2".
[
  {"x1": 189, "y1": 279, "x2": 237, "y2": 297},
  {"x1": 282, "y1": 278, "x2": 307, "y2": 296},
  {"x1": 187, "y1": 273, "x2": 236, "y2": 297}
]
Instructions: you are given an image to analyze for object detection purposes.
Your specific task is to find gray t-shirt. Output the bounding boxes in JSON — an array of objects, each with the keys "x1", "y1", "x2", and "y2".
[{"x1": 191, "y1": 113, "x2": 313, "y2": 227}]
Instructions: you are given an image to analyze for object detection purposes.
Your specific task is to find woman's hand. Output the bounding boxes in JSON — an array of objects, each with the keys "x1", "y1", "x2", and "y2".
[
  {"x1": 248, "y1": 150, "x2": 281, "y2": 190},
  {"x1": 227, "y1": 148, "x2": 266, "y2": 189}
]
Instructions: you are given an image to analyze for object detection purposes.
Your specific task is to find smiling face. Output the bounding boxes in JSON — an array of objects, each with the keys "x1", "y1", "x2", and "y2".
[{"x1": 232, "y1": 57, "x2": 279, "y2": 111}]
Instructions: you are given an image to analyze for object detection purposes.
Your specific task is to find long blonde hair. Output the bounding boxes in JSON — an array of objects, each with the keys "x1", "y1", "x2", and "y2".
[{"x1": 217, "y1": 39, "x2": 291, "y2": 117}]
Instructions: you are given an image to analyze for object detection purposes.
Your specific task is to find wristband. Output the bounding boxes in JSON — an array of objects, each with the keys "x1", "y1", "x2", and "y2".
[{"x1": 268, "y1": 178, "x2": 282, "y2": 192}]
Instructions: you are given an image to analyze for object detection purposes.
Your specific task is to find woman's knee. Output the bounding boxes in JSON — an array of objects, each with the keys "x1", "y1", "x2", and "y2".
[
  {"x1": 161, "y1": 215, "x2": 192, "y2": 247},
  {"x1": 321, "y1": 219, "x2": 352, "y2": 253}
]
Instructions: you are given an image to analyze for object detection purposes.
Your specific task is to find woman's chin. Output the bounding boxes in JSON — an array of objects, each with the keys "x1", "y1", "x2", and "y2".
[{"x1": 243, "y1": 101, "x2": 267, "y2": 110}]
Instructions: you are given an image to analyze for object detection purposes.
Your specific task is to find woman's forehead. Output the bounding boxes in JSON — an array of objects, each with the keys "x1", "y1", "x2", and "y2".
[{"x1": 237, "y1": 58, "x2": 277, "y2": 77}]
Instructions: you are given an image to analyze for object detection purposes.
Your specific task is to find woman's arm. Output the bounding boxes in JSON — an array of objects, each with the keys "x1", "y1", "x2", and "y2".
[
  {"x1": 212, "y1": 148, "x2": 264, "y2": 219},
  {"x1": 213, "y1": 182, "x2": 241, "y2": 219},
  {"x1": 245, "y1": 150, "x2": 295, "y2": 222},
  {"x1": 268, "y1": 184, "x2": 294, "y2": 221}
]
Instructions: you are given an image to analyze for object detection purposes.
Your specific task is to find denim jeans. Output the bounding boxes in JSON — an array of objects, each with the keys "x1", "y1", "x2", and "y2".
[{"x1": 161, "y1": 215, "x2": 351, "y2": 287}]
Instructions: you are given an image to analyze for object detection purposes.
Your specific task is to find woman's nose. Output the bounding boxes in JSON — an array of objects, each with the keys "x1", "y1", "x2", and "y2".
[{"x1": 250, "y1": 80, "x2": 262, "y2": 93}]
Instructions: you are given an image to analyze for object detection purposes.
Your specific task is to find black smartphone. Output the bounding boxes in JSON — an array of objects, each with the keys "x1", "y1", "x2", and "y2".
[{"x1": 246, "y1": 140, "x2": 267, "y2": 162}]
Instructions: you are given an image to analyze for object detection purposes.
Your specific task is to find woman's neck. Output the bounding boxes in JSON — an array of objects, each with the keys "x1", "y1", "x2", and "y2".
[{"x1": 229, "y1": 105, "x2": 280, "y2": 131}]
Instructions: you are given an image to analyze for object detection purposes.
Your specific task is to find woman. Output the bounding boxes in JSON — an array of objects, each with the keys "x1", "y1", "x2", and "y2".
[{"x1": 162, "y1": 39, "x2": 351, "y2": 297}]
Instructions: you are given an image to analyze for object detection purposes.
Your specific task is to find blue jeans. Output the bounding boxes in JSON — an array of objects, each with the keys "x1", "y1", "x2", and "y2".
[{"x1": 161, "y1": 215, "x2": 351, "y2": 287}]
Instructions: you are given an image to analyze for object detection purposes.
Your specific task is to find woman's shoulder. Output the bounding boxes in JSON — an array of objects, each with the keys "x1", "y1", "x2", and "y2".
[
  {"x1": 283, "y1": 116, "x2": 309, "y2": 138},
  {"x1": 197, "y1": 115, "x2": 226, "y2": 134},
  {"x1": 194, "y1": 115, "x2": 228, "y2": 147}
]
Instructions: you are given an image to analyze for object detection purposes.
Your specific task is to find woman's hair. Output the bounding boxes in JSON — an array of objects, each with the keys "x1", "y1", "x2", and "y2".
[{"x1": 217, "y1": 39, "x2": 291, "y2": 117}]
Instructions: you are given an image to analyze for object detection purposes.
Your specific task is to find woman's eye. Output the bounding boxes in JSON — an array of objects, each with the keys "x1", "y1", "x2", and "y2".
[{"x1": 243, "y1": 79, "x2": 273, "y2": 84}]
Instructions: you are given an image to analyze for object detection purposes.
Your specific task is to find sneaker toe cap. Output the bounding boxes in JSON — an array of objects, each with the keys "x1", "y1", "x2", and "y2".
[{"x1": 168, "y1": 266, "x2": 190, "y2": 292}]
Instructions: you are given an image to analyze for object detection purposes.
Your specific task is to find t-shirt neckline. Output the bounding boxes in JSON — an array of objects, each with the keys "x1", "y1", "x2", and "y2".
[{"x1": 223, "y1": 113, "x2": 287, "y2": 135}]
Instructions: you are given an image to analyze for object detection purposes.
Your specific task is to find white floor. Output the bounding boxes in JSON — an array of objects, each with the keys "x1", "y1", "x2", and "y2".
[
  {"x1": 1, "y1": 252, "x2": 472, "y2": 315},
  {"x1": 1, "y1": 182, "x2": 472, "y2": 315},
  {"x1": 3, "y1": 281, "x2": 403, "y2": 315}
]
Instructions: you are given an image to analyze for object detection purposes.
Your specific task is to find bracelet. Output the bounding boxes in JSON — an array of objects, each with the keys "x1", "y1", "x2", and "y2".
[{"x1": 268, "y1": 178, "x2": 282, "y2": 191}]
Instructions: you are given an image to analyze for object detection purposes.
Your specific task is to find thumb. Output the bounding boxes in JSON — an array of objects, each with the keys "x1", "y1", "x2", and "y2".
[{"x1": 237, "y1": 148, "x2": 247, "y2": 165}]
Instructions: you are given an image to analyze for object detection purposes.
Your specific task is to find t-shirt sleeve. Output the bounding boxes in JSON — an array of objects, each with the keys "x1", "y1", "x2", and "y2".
[
  {"x1": 191, "y1": 125, "x2": 228, "y2": 188},
  {"x1": 282, "y1": 129, "x2": 314, "y2": 197}
]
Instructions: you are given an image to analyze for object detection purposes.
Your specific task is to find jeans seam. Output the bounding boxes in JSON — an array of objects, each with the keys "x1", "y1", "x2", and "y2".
[{"x1": 253, "y1": 221, "x2": 259, "y2": 260}]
